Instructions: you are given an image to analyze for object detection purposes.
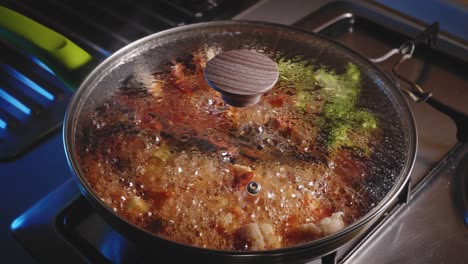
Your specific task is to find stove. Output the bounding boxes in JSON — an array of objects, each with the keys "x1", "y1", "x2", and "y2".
[{"x1": 2, "y1": 1, "x2": 468, "y2": 263}]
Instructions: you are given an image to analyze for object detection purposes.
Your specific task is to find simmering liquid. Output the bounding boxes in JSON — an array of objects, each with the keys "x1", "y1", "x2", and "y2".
[{"x1": 75, "y1": 49, "x2": 380, "y2": 250}]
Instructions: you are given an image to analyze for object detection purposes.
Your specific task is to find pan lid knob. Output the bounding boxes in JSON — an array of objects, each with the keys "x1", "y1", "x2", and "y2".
[{"x1": 204, "y1": 49, "x2": 279, "y2": 107}]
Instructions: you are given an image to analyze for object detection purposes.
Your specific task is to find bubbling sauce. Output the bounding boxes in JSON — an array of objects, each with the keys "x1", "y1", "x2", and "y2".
[{"x1": 75, "y1": 49, "x2": 381, "y2": 250}]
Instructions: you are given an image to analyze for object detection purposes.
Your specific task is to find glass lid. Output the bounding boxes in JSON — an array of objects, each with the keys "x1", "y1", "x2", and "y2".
[{"x1": 70, "y1": 21, "x2": 414, "y2": 251}]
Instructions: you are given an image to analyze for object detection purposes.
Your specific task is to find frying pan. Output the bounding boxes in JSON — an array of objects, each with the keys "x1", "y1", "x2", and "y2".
[{"x1": 1, "y1": 6, "x2": 419, "y2": 263}]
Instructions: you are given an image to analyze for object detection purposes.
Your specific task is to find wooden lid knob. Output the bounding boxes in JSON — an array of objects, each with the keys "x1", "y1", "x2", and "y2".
[{"x1": 204, "y1": 49, "x2": 279, "y2": 107}]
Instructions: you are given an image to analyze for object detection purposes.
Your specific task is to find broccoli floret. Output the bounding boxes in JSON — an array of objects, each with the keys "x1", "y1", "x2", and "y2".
[
  {"x1": 277, "y1": 59, "x2": 316, "y2": 91},
  {"x1": 316, "y1": 63, "x2": 378, "y2": 153},
  {"x1": 351, "y1": 110, "x2": 377, "y2": 130},
  {"x1": 277, "y1": 59, "x2": 378, "y2": 154},
  {"x1": 343, "y1": 63, "x2": 360, "y2": 83},
  {"x1": 323, "y1": 96, "x2": 354, "y2": 120},
  {"x1": 329, "y1": 124, "x2": 350, "y2": 147},
  {"x1": 328, "y1": 123, "x2": 373, "y2": 155},
  {"x1": 315, "y1": 64, "x2": 360, "y2": 100},
  {"x1": 295, "y1": 90, "x2": 312, "y2": 112}
]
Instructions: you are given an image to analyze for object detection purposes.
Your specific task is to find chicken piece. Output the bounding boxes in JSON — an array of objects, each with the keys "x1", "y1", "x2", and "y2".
[
  {"x1": 237, "y1": 223, "x2": 281, "y2": 250},
  {"x1": 288, "y1": 212, "x2": 345, "y2": 242},
  {"x1": 287, "y1": 222, "x2": 322, "y2": 242},
  {"x1": 318, "y1": 212, "x2": 345, "y2": 235},
  {"x1": 258, "y1": 224, "x2": 281, "y2": 249}
]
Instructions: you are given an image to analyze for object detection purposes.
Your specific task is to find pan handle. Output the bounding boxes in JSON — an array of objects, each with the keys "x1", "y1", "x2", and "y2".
[
  {"x1": 370, "y1": 22, "x2": 468, "y2": 143},
  {"x1": 390, "y1": 41, "x2": 468, "y2": 144},
  {"x1": 0, "y1": 5, "x2": 93, "y2": 88}
]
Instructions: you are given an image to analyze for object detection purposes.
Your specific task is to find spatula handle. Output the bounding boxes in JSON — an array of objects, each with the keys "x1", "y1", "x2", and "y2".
[{"x1": 0, "y1": 5, "x2": 93, "y2": 87}]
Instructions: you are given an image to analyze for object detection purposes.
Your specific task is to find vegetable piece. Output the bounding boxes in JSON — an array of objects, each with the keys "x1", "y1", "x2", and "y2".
[
  {"x1": 352, "y1": 110, "x2": 377, "y2": 129},
  {"x1": 125, "y1": 196, "x2": 149, "y2": 215},
  {"x1": 315, "y1": 63, "x2": 378, "y2": 152},
  {"x1": 152, "y1": 143, "x2": 171, "y2": 161},
  {"x1": 295, "y1": 90, "x2": 312, "y2": 112},
  {"x1": 277, "y1": 59, "x2": 316, "y2": 91},
  {"x1": 149, "y1": 80, "x2": 164, "y2": 98},
  {"x1": 277, "y1": 59, "x2": 378, "y2": 153}
]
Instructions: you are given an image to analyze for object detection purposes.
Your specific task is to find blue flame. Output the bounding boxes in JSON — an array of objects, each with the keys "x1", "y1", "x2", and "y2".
[
  {"x1": 29, "y1": 55, "x2": 56, "y2": 75},
  {"x1": 3, "y1": 65, "x2": 55, "y2": 101},
  {"x1": 98, "y1": 48, "x2": 111, "y2": 57},
  {"x1": 10, "y1": 215, "x2": 25, "y2": 231},
  {"x1": 0, "y1": 118, "x2": 6, "y2": 129},
  {"x1": 0, "y1": 88, "x2": 31, "y2": 115}
]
